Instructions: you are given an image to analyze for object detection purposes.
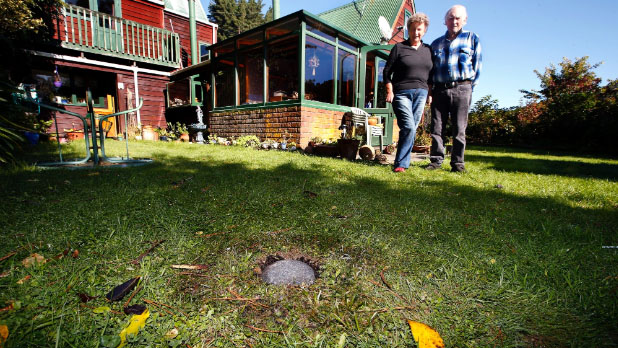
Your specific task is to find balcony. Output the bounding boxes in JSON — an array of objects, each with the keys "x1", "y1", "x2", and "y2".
[{"x1": 57, "y1": 3, "x2": 180, "y2": 68}]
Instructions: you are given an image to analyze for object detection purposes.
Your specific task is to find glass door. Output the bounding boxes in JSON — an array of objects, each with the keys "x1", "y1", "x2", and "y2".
[{"x1": 358, "y1": 46, "x2": 395, "y2": 145}]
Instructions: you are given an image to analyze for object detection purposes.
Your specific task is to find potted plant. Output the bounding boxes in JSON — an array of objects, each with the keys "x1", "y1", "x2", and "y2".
[
  {"x1": 308, "y1": 137, "x2": 340, "y2": 157},
  {"x1": 412, "y1": 125, "x2": 431, "y2": 153},
  {"x1": 287, "y1": 141, "x2": 297, "y2": 151},
  {"x1": 64, "y1": 128, "x2": 84, "y2": 141},
  {"x1": 207, "y1": 133, "x2": 218, "y2": 144},
  {"x1": 337, "y1": 123, "x2": 361, "y2": 161},
  {"x1": 155, "y1": 127, "x2": 169, "y2": 141}
]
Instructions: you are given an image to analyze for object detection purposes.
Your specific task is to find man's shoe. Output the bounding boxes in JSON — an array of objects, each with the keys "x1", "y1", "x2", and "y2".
[
  {"x1": 393, "y1": 167, "x2": 406, "y2": 173},
  {"x1": 424, "y1": 163, "x2": 441, "y2": 171},
  {"x1": 451, "y1": 166, "x2": 466, "y2": 173}
]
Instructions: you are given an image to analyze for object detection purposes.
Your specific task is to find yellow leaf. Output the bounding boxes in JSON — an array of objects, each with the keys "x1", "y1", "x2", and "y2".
[
  {"x1": 0, "y1": 324, "x2": 8, "y2": 347},
  {"x1": 16, "y1": 275, "x2": 31, "y2": 284},
  {"x1": 118, "y1": 309, "x2": 150, "y2": 348},
  {"x1": 407, "y1": 320, "x2": 444, "y2": 348},
  {"x1": 165, "y1": 328, "x2": 179, "y2": 339},
  {"x1": 92, "y1": 306, "x2": 111, "y2": 314},
  {"x1": 22, "y1": 253, "x2": 46, "y2": 268}
]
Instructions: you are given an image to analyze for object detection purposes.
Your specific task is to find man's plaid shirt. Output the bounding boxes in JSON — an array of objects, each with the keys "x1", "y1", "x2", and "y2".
[{"x1": 431, "y1": 30, "x2": 482, "y2": 87}]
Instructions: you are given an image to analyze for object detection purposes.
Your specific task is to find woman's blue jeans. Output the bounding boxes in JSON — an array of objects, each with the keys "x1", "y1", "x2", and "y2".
[{"x1": 392, "y1": 88, "x2": 428, "y2": 168}]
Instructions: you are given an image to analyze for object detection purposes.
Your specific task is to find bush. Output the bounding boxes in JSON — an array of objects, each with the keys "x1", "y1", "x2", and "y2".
[{"x1": 236, "y1": 135, "x2": 260, "y2": 148}]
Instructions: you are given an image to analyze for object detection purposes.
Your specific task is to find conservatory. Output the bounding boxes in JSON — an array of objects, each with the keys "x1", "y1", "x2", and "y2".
[{"x1": 167, "y1": 10, "x2": 396, "y2": 147}]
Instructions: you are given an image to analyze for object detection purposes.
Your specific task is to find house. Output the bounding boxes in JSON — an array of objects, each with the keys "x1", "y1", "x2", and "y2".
[
  {"x1": 28, "y1": 0, "x2": 216, "y2": 136},
  {"x1": 168, "y1": 0, "x2": 415, "y2": 148}
]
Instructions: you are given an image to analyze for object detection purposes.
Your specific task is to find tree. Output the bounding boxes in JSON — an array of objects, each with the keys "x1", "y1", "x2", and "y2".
[
  {"x1": 520, "y1": 57, "x2": 602, "y2": 144},
  {"x1": 208, "y1": 0, "x2": 268, "y2": 41}
]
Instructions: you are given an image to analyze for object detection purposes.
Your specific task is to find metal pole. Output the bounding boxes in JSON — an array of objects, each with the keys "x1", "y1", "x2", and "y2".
[
  {"x1": 188, "y1": 0, "x2": 198, "y2": 65},
  {"x1": 273, "y1": 0, "x2": 280, "y2": 20}
]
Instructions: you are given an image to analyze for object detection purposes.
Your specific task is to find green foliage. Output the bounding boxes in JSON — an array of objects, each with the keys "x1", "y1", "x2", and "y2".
[
  {"x1": 235, "y1": 134, "x2": 260, "y2": 147},
  {"x1": 471, "y1": 57, "x2": 617, "y2": 154},
  {"x1": 208, "y1": 0, "x2": 269, "y2": 41},
  {"x1": 166, "y1": 122, "x2": 189, "y2": 139}
]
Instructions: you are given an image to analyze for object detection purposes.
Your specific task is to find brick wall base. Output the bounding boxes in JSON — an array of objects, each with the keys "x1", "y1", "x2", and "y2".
[{"x1": 210, "y1": 105, "x2": 346, "y2": 148}]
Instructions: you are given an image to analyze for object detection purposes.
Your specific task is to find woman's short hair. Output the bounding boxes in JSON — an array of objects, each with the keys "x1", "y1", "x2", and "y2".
[{"x1": 407, "y1": 12, "x2": 430, "y2": 31}]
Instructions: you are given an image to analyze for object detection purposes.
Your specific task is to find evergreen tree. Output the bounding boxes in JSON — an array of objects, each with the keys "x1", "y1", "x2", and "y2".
[{"x1": 208, "y1": 0, "x2": 268, "y2": 41}]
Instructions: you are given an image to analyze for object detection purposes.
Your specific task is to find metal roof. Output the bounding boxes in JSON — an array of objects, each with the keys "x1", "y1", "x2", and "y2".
[
  {"x1": 164, "y1": 0, "x2": 211, "y2": 24},
  {"x1": 318, "y1": 0, "x2": 407, "y2": 44}
]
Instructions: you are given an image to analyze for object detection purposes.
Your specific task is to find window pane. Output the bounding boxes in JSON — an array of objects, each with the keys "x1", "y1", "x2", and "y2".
[
  {"x1": 404, "y1": 12, "x2": 411, "y2": 39},
  {"x1": 238, "y1": 46, "x2": 264, "y2": 105},
  {"x1": 97, "y1": 0, "x2": 115, "y2": 16},
  {"x1": 306, "y1": 20, "x2": 335, "y2": 42},
  {"x1": 65, "y1": 0, "x2": 90, "y2": 8},
  {"x1": 305, "y1": 36, "x2": 334, "y2": 103},
  {"x1": 168, "y1": 80, "x2": 190, "y2": 107},
  {"x1": 337, "y1": 50, "x2": 356, "y2": 106},
  {"x1": 338, "y1": 34, "x2": 358, "y2": 52},
  {"x1": 266, "y1": 18, "x2": 298, "y2": 40},
  {"x1": 213, "y1": 42, "x2": 234, "y2": 57},
  {"x1": 238, "y1": 30, "x2": 263, "y2": 49},
  {"x1": 214, "y1": 58, "x2": 235, "y2": 107},
  {"x1": 267, "y1": 36, "x2": 298, "y2": 102},
  {"x1": 377, "y1": 59, "x2": 386, "y2": 108},
  {"x1": 200, "y1": 44, "x2": 210, "y2": 62}
]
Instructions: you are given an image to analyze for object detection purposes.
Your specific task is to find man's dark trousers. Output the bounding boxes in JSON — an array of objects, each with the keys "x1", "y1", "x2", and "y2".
[{"x1": 429, "y1": 83, "x2": 473, "y2": 169}]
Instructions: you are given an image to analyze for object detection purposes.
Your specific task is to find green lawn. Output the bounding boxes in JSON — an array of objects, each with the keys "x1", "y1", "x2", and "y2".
[{"x1": 1, "y1": 141, "x2": 617, "y2": 347}]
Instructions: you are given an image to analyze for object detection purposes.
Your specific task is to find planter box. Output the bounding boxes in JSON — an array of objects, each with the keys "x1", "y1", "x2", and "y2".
[
  {"x1": 338, "y1": 139, "x2": 360, "y2": 160},
  {"x1": 312, "y1": 144, "x2": 340, "y2": 157},
  {"x1": 412, "y1": 145, "x2": 430, "y2": 153},
  {"x1": 66, "y1": 131, "x2": 84, "y2": 141}
]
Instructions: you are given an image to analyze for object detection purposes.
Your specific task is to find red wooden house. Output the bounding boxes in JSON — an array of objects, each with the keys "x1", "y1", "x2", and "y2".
[{"x1": 29, "y1": 0, "x2": 216, "y2": 136}]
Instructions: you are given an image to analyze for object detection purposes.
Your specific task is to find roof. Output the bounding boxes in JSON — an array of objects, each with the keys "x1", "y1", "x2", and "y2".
[
  {"x1": 318, "y1": 0, "x2": 407, "y2": 44},
  {"x1": 164, "y1": 0, "x2": 213, "y2": 25}
]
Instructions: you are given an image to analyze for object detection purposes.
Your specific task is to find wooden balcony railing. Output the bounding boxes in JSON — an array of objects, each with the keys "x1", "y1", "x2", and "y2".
[{"x1": 58, "y1": 3, "x2": 180, "y2": 68}]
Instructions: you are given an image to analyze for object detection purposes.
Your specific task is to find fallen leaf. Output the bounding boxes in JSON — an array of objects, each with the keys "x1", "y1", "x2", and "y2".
[
  {"x1": 53, "y1": 248, "x2": 70, "y2": 260},
  {"x1": 92, "y1": 306, "x2": 111, "y2": 314},
  {"x1": 22, "y1": 253, "x2": 46, "y2": 268},
  {"x1": 124, "y1": 304, "x2": 147, "y2": 315},
  {"x1": 0, "y1": 271, "x2": 9, "y2": 278},
  {"x1": 0, "y1": 302, "x2": 14, "y2": 313},
  {"x1": 303, "y1": 190, "x2": 318, "y2": 198},
  {"x1": 495, "y1": 184, "x2": 504, "y2": 189},
  {"x1": 118, "y1": 309, "x2": 150, "y2": 348},
  {"x1": 195, "y1": 231, "x2": 203, "y2": 235},
  {"x1": 77, "y1": 293, "x2": 97, "y2": 303},
  {"x1": 71, "y1": 250, "x2": 79, "y2": 258},
  {"x1": 0, "y1": 324, "x2": 8, "y2": 347},
  {"x1": 170, "y1": 264, "x2": 208, "y2": 270},
  {"x1": 106, "y1": 277, "x2": 140, "y2": 301},
  {"x1": 165, "y1": 328, "x2": 179, "y2": 339},
  {"x1": 408, "y1": 320, "x2": 444, "y2": 348},
  {"x1": 17, "y1": 275, "x2": 31, "y2": 284},
  {"x1": 0, "y1": 251, "x2": 17, "y2": 263},
  {"x1": 87, "y1": 172, "x2": 100, "y2": 176}
]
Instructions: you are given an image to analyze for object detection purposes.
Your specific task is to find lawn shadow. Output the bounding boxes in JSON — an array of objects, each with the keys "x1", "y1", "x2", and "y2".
[{"x1": 467, "y1": 153, "x2": 618, "y2": 181}]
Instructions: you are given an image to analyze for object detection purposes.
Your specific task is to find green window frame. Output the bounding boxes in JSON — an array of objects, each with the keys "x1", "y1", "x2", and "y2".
[{"x1": 403, "y1": 10, "x2": 411, "y2": 40}]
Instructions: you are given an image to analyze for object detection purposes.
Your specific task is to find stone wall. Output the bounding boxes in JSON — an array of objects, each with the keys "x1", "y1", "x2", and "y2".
[{"x1": 209, "y1": 104, "x2": 346, "y2": 147}]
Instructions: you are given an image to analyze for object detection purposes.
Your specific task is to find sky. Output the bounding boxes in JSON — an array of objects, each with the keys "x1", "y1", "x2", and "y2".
[{"x1": 202, "y1": 0, "x2": 618, "y2": 108}]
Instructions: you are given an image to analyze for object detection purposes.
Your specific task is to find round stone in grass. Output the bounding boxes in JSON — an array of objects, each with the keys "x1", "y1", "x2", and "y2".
[{"x1": 261, "y1": 259, "x2": 316, "y2": 285}]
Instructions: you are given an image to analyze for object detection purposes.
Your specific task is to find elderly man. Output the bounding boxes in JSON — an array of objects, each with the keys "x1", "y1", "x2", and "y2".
[{"x1": 426, "y1": 5, "x2": 482, "y2": 172}]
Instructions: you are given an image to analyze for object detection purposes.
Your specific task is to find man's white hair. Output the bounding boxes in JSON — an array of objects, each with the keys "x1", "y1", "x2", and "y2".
[{"x1": 444, "y1": 4, "x2": 468, "y2": 21}]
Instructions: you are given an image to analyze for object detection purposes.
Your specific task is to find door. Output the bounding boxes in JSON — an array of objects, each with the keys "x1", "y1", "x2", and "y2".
[{"x1": 358, "y1": 45, "x2": 395, "y2": 145}]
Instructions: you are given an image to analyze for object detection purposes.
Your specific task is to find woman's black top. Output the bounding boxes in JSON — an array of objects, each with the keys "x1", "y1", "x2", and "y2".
[{"x1": 383, "y1": 40, "x2": 434, "y2": 92}]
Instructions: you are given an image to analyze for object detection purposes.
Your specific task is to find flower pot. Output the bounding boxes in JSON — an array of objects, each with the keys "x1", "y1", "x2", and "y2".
[
  {"x1": 66, "y1": 131, "x2": 84, "y2": 141},
  {"x1": 24, "y1": 131, "x2": 40, "y2": 145},
  {"x1": 368, "y1": 117, "x2": 379, "y2": 126},
  {"x1": 337, "y1": 139, "x2": 360, "y2": 160},
  {"x1": 180, "y1": 133, "x2": 190, "y2": 142},
  {"x1": 142, "y1": 126, "x2": 157, "y2": 141},
  {"x1": 159, "y1": 135, "x2": 168, "y2": 142},
  {"x1": 312, "y1": 144, "x2": 340, "y2": 157},
  {"x1": 412, "y1": 145, "x2": 430, "y2": 153}
]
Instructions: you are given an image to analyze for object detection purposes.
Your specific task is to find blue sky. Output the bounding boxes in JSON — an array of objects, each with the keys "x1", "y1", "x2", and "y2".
[{"x1": 202, "y1": 0, "x2": 618, "y2": 108}]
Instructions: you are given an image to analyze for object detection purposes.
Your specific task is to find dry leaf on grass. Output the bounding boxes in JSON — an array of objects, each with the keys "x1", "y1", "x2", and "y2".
[
  {"x1": 22, "y1": 253, "x2": 45, "y2": 268},
  {"x1": 16, "y1": 275, "x2": 31, "y2": 284},
  {"x1": 0, "y1": 324, "x2": 8, "y2": 347},
  {"x1": 165, "y1": 328, "x2": 179, "y2": 339},
  {"x1": 106, "y1": 277, "x2": 140, "y2": 301},
  {"x1": 71, "y1": 250, "x2": 79, "y2": 258},
  {"x1": 170, "y1": 264, "x2": 208, "y2": 270},
  {"x1": 407, "y1": 320, "x2": 444, "y2": 348}
]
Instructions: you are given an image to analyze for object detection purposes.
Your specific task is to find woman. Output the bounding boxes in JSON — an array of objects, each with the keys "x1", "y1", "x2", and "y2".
[{"x1": 383, "y1": 13, "x2": 433, "y2": 172}]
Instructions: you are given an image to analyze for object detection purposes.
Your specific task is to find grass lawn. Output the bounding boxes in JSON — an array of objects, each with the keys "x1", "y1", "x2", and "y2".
[{"x1": 1, "y1": 140, "x2": 617, "y2": 347}]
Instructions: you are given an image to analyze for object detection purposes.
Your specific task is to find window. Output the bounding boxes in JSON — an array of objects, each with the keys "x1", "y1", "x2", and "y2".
[
  {"x1": 168, "y1": 79, "x2": 191, "y2": 107},
  {"x1": 266, "y1": 36, "x2": 298, "y2": 102},
  {"x1": 266, "y1": 18, "x2": 298, "y2": 40},
  {"x1": 306, "y1": 20, "x2": 336, "y2": 42},
  {"x1": 33, "y1": 67, "x2": 113, "y2": 106},
  {"x1": 337, "y1": 50, "x2": 356, "y2": 106},
  {"x1": 305, "y1": 36, "x2": 334, "y2": 103},
  {"x1": 238, "y1": 46, "x2": 264, "y2": 105},
  {"x1": 214, "y1": 58, "x2": 235, "y2": 107},
  {"x1": 199, "y1": 43, "x2": 210, "y2": 62},
  {"x1": 403, "y1": 10, "x2": 411, "y2": 40}
]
